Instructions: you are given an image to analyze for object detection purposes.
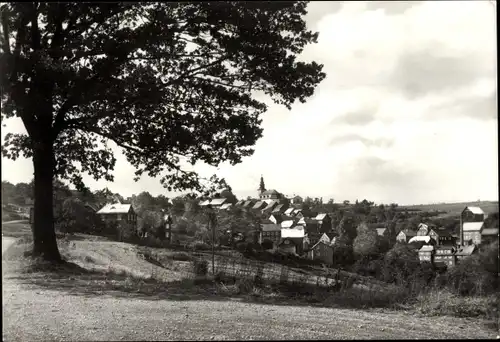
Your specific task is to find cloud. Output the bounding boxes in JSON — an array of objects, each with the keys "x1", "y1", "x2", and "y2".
[
  {"x1": 364, "y1": 1, "x2": 424, "y2": 15},
  {"x1": 2, "y1": 1, "x2": 497, "y2": 205},
  {"x1": 388, "y1": 49, "x2": 496, "y2": 100},
  {"x1": 330, "y1": 102, "x2": 379, "y2": 126}
]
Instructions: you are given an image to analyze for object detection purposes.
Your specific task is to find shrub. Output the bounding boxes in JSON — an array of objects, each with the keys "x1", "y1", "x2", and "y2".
[
  {"x1": 445, "y1": 244, "x2": 498, "y2": 296},
  {"x1": 236, "y1": 278, "x2": 255, "y2": 294},
  {"x1": 170, "y1": 252, "x2": 193, "y2": 261},
  {"x1": 188, "y1": 240, "x2": 210, "y2": 251},
  {"x1": 193, "y1": 259, "x2": 208, "y2": 276}
]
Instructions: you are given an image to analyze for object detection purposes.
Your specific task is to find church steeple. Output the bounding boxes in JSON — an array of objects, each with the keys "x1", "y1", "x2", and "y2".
[{"x1": 258, "y1": 174, "x2": 266, "y2": 194}]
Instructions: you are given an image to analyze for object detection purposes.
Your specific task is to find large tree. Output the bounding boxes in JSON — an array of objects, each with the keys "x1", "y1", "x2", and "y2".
[{"x1": 0, "y1": 2, "x2": 325, "y2": 261}]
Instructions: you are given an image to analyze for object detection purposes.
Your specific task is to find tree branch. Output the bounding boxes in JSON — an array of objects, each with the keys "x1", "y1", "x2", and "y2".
[{"x1": 0, "y1": 7, "x2": 11, "y2": 54}]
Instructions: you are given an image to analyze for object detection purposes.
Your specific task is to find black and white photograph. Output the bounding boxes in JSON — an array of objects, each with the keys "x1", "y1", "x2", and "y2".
[{"x1": 1, "y1": 1, "x2": 498, "y2": 340}]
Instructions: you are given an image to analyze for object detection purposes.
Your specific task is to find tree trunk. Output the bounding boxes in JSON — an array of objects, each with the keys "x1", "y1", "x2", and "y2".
[{"x1": 32, "y1": 140, "x2": 62, "y2": 262}]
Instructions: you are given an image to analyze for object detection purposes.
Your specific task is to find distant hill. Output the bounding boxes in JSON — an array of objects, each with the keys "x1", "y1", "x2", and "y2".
[{"x1": 401, "y1": 201, "x2": 499, "y2": 218}]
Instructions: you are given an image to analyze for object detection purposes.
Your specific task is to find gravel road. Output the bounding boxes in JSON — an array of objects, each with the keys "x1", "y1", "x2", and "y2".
[{"x1": 2, "y1": 270, "x2": 496, "y2": 341}]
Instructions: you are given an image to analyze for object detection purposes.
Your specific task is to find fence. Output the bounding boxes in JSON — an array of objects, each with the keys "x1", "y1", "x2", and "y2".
[{"x1": 137, "y1": 238, "x2": 397, "y2": 294}]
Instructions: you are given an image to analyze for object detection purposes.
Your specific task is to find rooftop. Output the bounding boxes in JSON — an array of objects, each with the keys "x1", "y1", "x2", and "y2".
[
  {"x1": 464, "y1": 206, "x2": 484, "y2": 215},
  {"x1": 419, "y1": 245, "x2": 434, "y2": 252},
  {"x1": 482, "y1": 228, "x2": 499, "y2": 236},
  {"x1": 97, "y1": 203, "x2": 132, "y2": 215},
  {"x1": 314, "y1": 213, "x2": 329, "y2": 221},
  {"x1": 261, "y1": 223, "x2": 281, "y2": 232},
  {"x1": 281, "y1": 227, "x2": 305, "y2": 238},
  {"x1": 456, "y1": 244, "x2": 476, "y2": 256},
  {"x1": 409, "y1": 236, "x2": 432, "y2": 244},
  {"x1": 463, "y1": 222, "x2": 484, "y2": 231}
]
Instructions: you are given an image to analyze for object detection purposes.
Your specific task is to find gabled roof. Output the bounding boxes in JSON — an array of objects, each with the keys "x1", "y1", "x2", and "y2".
[
  {"x1": 269, "y1": 213, "x2": 285, "y2": 224},
  {"x1": 261, "y1": 223, "x2": 281, "y2": 232},
  {"x1": 210, "y1": 198, "x2": 227, "y2": 206},
  {"x1": 419, "y1": 245, "x2": 434, "y2": 252},
  {"x1": 252, "y1": 201, "x2": 267, "y2": 210},
  {"x1": 281, "y1": 220, "x2": 296, "y2": 229},
  {"x1": 284, "y1": 208, "x2": 295, "y2": 216},
  {"x1": 199, "y1": 199, "x2": 211, "y2": 206},
  {"x1": 464, "y1": 206, "x2": 484, "y2": 215},
  {"x1": 376, "y1": 228, "x2": 386, "y2": 236},
  {"x1": 481, "y1": 228, "x2": 499, "y2": 236},
  {"x1": 309, "y1": 239, "x2": 333, "y2": 251},
  {"x1": 220, "y1": 203, "x2": 233, "y2": 210},
  {"x1": 97, "y1": 203, "x2": 132, "y2": 214},
  {"x1": 455, "y1": 245, "x2": 476, "y2": 256},
  {"x1": 463, "y1": 222, "x2": 484, "y2": 231},
  {"x1": 242, "y1": 200, "x2": 254, "y2": 207},
  {"x1": 314, "y1": 213, "x2": 329, "y2": 221},
  {"x1": 281, "y1": 226, "x2": 305, "y2": 238},
  {"x1": 236, "y1": 200, "x2": 245, "y2": 206},
  {"x1": 398, "y1": 229, "x2": 416, "y2": 237},
  {"x1": 272, "y1": 204, "x2": 287, "y2": 213},
  {"x1": 409, "y1": 236, "x2": 432, "y2": 244}
]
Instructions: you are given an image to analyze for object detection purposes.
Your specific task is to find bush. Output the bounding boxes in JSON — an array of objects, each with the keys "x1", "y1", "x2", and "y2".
[
  {"x1": 170, "y1": 252, "x2": 193, "y2": 261},
  {"x1": 193, "y1": 259, "x2": 208, "y2": 276},
  {"x1": 446, "y1": 249, "x2": 497, "y2": 296},
  {"x1": 236, "y1": 278, "x2": 255, "y2": 294},
  {"x1": 190, "y1": 240, "x2": 210, "y2": 251}
]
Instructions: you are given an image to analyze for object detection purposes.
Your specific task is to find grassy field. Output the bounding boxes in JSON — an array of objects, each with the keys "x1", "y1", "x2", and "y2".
[{"x1": 402, "y1": 201, "x2": 499, "y2": 217}]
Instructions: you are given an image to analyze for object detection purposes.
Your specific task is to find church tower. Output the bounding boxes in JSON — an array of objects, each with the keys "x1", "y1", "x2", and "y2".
[{"x1": 258, "y1": 175, "x2": 266, "y2": 196}]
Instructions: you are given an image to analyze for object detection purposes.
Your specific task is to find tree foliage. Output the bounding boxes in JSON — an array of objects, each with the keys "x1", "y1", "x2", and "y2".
[
  {"x1": 1, "y1": 2, "x2": 325, "y2": 193},
  {"x1": 353, "y1": 222, "x2": 379, "y2": 259},
  {"x1": 0, "y1": 2, "x2": 325, "y2": 261}
]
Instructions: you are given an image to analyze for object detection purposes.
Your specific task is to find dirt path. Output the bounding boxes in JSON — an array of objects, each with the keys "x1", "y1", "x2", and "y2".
[{"x1": 2, "y1": 272, "x2": 496, "y2": 341}]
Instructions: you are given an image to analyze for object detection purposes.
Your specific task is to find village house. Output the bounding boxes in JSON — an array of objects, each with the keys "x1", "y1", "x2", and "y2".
[
  {"x1": 481, "y1": 228, "x2": 499, "y2": 245},
  {"x1": 97, "y1": 203, "x2": 137, "y2": 229},
  {"x1": 409, "y1": 235, "x2": 435, "y2": 245},
  {"x1": 314, "y1": 213, "x2": 332, "y2": 233},
  {"x1": 460, "y1": 206, "x2": 485, "y2": 245},
  {"x1": 284, "y1": 207, "x2": 296, "y2": 216},
  {"x1": 281, "y1": 219, "x2": 297, "y2": 229},
  {"x1": 434, "y1": 245, "x2": 457, "y2": 267},
  {"x1": 434, "y1": 229, "x2": 456, "y2": 246},
  {"x1": 262, "y1": 200, "x2": 279, "y2": 214},
  {"x1": 252, "y1": 200, "x2": 268, "y2": 210},
  {"x1": 199, "y1": 198, "x2": 227, "y2": 208},
  {"x1": 455, "y1": 244, "x2": 477, "y2": 262},
  {"x1": 416, "y1": 223, "x2": 430, "y2": 236},
  {"x1": 396, "y1": 229, "x2": 417, "y2": 243},
  {"x1": 259, "y1": 189, "x2": 283, "y2": 200},
  {"x1": 462, "y1": 221, "x2": 484, "y2": 245},
  {"x1": 418, "y1": 245, "x2": 434, "y2": 263},
  {"x1": 375, "y1": 227, "x2": 386, "y2": 237},
  {"x1": 241, "y1": 199, "x2": 256, "y2": 208},
  {"x1": 278, "y1": 238, "x2": 304, "y2": 255},
  {"x1": 306, "y1": 240, "x2": 334, "y2": 265},
  {"x1": 297, "y1": 217, "x2": 320, "y2": 235},
  {"x1": 287, "y1": 195, "x2": 303, "y2": 204},
  {"x1": 279, "y1": 225, "x2": 306, "y2": 254},
  {"x1": 260, "y1": 221, "x2": 282, "y2": 247},
  {"x1": 272, "y1": 203, "x2": 288, "y2": 214},
  {"x1": 219, "y1": 203, "x2": 233, "y2": 210},
  {"x1": 304, "y1": 232, "x2": 332, "y2": 249}
]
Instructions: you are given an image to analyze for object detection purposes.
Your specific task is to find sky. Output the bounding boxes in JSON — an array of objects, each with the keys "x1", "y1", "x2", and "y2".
[{"x1": 1, "y1": 1, "x2": 498, "y2": 205}]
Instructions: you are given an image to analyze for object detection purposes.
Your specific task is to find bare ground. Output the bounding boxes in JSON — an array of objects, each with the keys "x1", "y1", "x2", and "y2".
[
  {"x1": 3, "y1": 267, "x2": 497, "y2": 341},
  {"x1": 2, "y1": 232, "x2": 498, "y2": 340}
]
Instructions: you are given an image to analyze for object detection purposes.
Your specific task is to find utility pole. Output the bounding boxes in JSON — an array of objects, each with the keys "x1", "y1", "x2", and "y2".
[{"x1": 207, "y1": 205, "x2": 217, "y2": 276}]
